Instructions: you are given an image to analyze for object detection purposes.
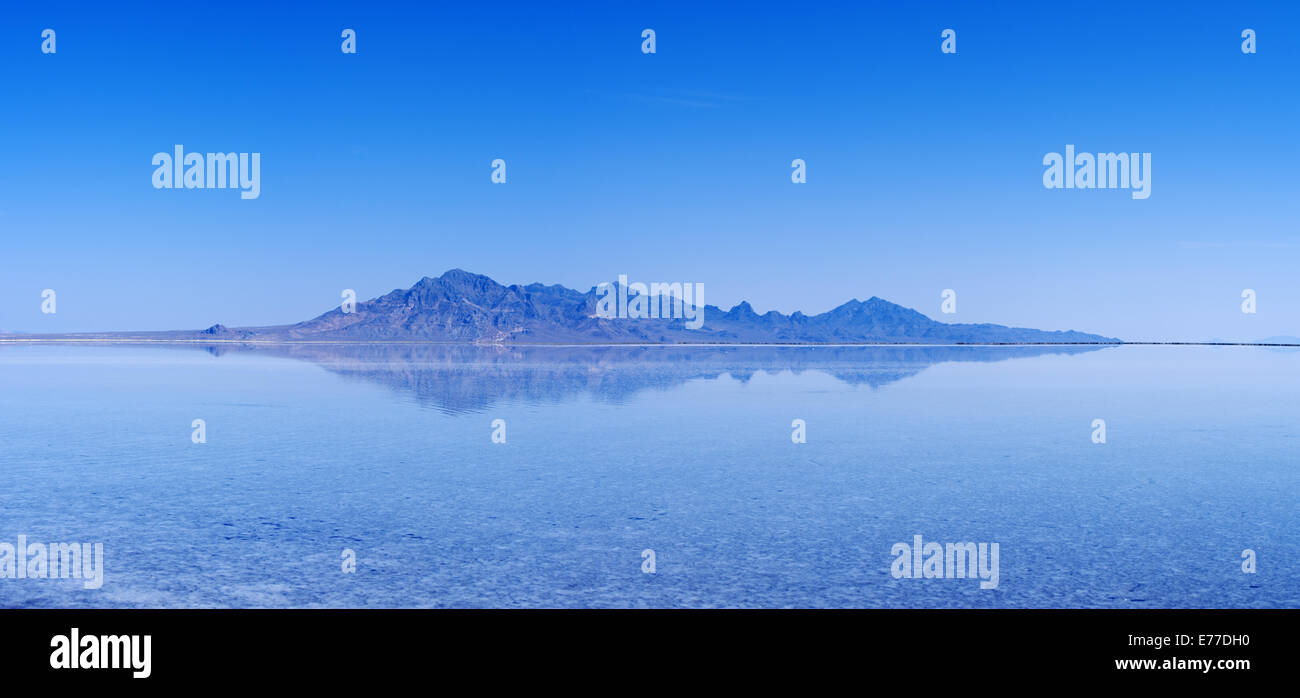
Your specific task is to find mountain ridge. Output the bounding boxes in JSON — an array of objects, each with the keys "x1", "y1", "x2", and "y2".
[
  {"x1": 0, "y1": 269, "x2": 1122, "y2": 344},
  {"x1": 210, "y1": 269, "x2": 1120, "y2": 344}
]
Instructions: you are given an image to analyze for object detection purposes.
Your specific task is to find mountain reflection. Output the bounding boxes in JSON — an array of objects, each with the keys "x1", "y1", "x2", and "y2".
[{"x1": 179, "y1": 343, "x2": 1113, "y2": 414}]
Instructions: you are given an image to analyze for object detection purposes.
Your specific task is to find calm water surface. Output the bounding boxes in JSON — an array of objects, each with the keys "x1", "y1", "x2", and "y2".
[{"x1": 0, "y1": 343, "x2": 1295, "y2": 608}]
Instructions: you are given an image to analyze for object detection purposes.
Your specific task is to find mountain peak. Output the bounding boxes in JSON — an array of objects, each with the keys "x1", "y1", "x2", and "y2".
[
  {"x1": 411, "y1": 268, "x2": 491, "y2": 286},
  {"x1": 438, "y1": 268, "x2": 483, "y2": 281}
]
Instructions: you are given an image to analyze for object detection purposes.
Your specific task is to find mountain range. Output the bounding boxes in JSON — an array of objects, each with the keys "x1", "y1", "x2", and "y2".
[{"x1": 184, "y1": 269, "x2": 1119, "y2": 344}]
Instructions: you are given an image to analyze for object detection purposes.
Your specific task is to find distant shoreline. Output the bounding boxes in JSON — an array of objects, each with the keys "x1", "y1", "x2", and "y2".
[{"x1": 1, "y1": 338, "x2": 1296, "y2": 347}]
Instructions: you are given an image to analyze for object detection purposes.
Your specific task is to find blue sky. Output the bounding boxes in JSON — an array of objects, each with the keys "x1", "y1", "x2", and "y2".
[{"x1": 1, "y1": 0, "x2": 1296, "y2": 341}]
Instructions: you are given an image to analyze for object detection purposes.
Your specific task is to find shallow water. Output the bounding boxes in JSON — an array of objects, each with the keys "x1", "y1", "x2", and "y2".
[{"x1": 0, "y1": 342, "x2": 1294, "y2": 608}]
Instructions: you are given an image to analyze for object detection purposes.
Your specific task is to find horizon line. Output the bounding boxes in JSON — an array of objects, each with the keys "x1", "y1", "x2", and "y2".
[{"x1": 1, "y1": 338, "x2": 1297, "y2": 348}]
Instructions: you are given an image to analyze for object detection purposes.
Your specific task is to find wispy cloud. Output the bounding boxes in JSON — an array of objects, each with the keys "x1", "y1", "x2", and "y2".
[{"x1": 1177, "y1": 241, "x2": 1299, "y2": 249}]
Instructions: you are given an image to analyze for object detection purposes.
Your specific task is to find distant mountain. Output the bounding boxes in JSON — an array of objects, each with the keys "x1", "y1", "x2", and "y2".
[
  {"x1": 192, "y1": 269, "x2": 1117, "y2": 344},
  {"x1": 0, "y1": 270, "x2": 1118, "y2": 344}
]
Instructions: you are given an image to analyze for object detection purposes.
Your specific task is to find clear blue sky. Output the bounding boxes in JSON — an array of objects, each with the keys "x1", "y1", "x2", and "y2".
[{"x1": 1, "y1": 0, "x2": 1296, "y2": 341}]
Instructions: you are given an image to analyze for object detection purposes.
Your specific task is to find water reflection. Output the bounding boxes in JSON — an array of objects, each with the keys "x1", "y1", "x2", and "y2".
[{"x1": 186, "y1": 343, "x2": 1113, "y2": 414}]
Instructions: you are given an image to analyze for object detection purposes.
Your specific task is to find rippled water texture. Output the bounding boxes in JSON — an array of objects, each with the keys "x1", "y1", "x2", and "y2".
[{"x1": 0, "y1": 343, "x2": 1294, "y2": 607}]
